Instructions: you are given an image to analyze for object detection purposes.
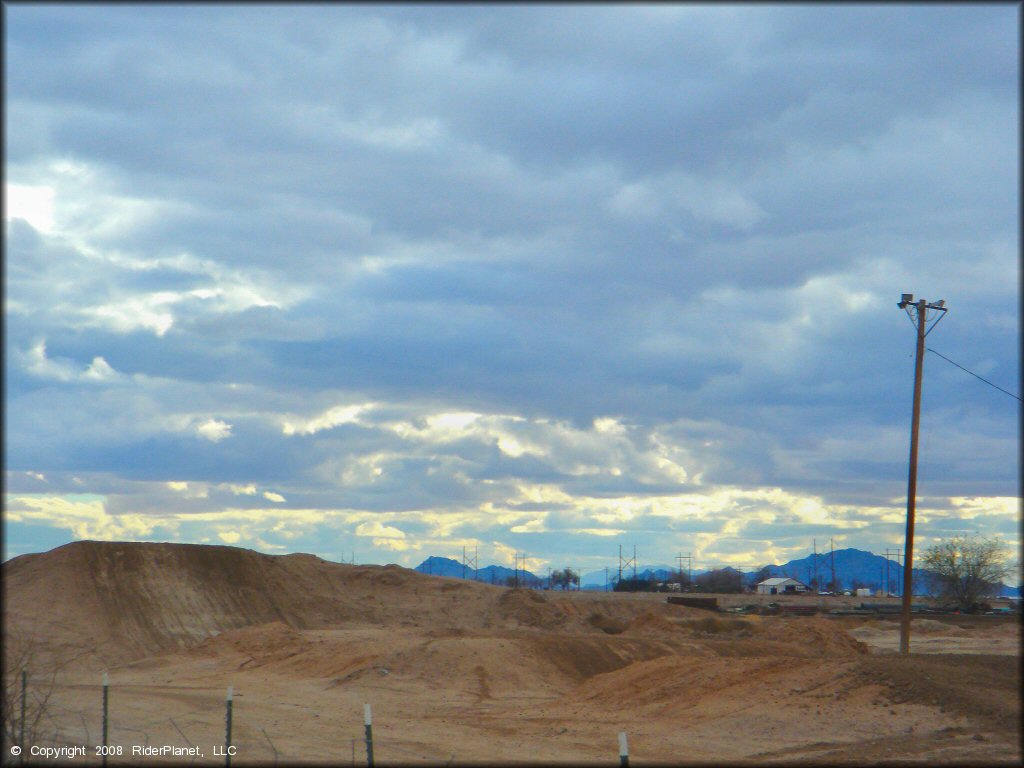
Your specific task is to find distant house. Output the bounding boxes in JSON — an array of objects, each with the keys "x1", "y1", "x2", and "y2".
[{"x1": 756, "y1": 577, "x2": 809, "y2": 595}]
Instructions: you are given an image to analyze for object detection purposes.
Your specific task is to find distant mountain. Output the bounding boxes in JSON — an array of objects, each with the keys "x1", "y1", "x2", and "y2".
[
  {"x1": 413, "y1": 556, "x2": 541, "y2": 585},
  {"x1": 749, "y1": 548, "x2": 1019, "y2": 597},
  {"x1": 417, "y1": 550, "x2": 1020, "y2": 597}
]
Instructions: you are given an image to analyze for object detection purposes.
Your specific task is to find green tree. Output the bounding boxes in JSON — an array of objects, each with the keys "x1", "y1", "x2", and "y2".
[{"x1": 921, "y1": 535, "x2": 1012, "y2": 611}]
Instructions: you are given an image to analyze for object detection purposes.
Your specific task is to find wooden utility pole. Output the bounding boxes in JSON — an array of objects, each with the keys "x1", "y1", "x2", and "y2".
[{"x1": 897, "y1": 294, "x2": 947, "y2": 655}]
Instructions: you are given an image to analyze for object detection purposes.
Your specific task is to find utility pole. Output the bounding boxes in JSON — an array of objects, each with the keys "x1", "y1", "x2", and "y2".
[
  {"x1": 896, "y1": 293, "x2": 947, "y2": 655},
  {"x1": 830, "y1": 538, "x2": 835, "y2": 593},
  {"x1": 885, "y1": 550, "x2": 890, "y2": 596},
  {"x1": 813, "y1": 538, "x2": 818, "y2": 591}
]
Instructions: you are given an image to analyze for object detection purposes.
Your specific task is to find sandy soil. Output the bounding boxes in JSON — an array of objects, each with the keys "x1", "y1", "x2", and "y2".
[{"x1": 3, "y1": 541, "x2": 1020, "y2": 765}]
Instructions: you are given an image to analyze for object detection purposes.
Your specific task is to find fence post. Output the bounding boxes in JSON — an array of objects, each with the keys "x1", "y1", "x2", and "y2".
[
  {"x1": 102, "y1": 673, "x2": 109, "y2": 768},
  {"x1": 225, "y1": 687, "x2": 233, "y2": 768},
  {"x1": 19, "y1": 671, "x2": 27, "y2": 766},
  {"x1": 618, "y1": 731, "x2": 629, "y2": 768},
  {"x1": 364, "y1": 704, "x2": 374, "y2": 768}
]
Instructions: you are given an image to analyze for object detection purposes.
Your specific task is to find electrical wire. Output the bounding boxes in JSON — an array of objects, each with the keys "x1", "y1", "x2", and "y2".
[{"x1": 926, "y1": 347, "x2": 1022, "y2": 402}]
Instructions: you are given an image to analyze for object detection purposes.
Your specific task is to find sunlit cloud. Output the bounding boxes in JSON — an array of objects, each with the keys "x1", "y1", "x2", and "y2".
[
  {"x1": 5, "y1": 183, "x2": 56, "y2": 232},
  {"x1": 194, "y1": 419, "x2": 233, "y2": 442}
]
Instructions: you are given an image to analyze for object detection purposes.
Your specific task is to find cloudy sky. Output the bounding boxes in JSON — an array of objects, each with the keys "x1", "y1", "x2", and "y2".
[{"x1": 4, "y1": 5, "x2": 1019, "y2": 577}]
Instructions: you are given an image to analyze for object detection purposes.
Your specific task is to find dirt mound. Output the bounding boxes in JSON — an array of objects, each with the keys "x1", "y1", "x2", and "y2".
[
  {"x1": 192, "y1": 621, "x2": 308, "y2": 663},
  {"x1": 679, "y1": 615, "x2": 755, "y2": 637},
  {"x1": 912, "y1": 618, "x2": 970, "y2": 636},
  {"x1": 586, "y1": 612, "x2": 630, "y2": 634},
  {"x1": 1, "y1": 540, "x2": 517, "y2": 664},
  {"x1": 526, "y1": 632, "x2": 698, "y2": 684},
  {"x1": 624, "y1": 611, "x2": 684, "y2": 635},
  {"x1": 573, "y1": 653, "x2": 788, "y2": 711},
  {"x1": 755, "y1": 616, "x2": 869, "y2": 657},
  {"x1": 496, "y1": 588, "x2": 568, "y2": 629},
  {"x1": 861, "y1": 653, "x2": 1021, "y2": 733}
]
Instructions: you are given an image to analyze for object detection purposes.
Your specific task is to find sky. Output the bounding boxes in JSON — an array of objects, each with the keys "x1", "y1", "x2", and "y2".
[{"x1": 4, "y1": 5, "x2": 1020, "y2": 578}]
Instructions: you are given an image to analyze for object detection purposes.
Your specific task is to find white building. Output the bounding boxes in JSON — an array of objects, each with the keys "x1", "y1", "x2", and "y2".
[{"x1": 756, "y1": 577, "x2": 810, "y2": 595}]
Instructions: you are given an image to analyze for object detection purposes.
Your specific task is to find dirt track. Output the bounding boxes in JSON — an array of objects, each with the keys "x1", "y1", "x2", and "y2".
[{"x1": 3, "y1": 541, "x2": 1020, "y2": 765}]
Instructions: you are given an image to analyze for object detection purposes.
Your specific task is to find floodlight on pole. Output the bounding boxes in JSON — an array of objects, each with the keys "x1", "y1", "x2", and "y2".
[{"x1": 896, "y1": 294, "x2": 947, "y2": 655}]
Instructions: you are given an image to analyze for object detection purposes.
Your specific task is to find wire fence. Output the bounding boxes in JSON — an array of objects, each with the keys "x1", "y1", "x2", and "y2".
[{"x1": 2, "y1": 674, "x2": 469, "y2": 767}]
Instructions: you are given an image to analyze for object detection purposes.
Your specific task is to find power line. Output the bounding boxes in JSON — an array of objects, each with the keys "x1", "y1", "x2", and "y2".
[{"x1": 927, "y1": 347, "x2": 1021, "y2": 402}]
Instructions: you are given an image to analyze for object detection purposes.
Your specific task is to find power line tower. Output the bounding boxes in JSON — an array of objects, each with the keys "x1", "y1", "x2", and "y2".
[
  {"x1": 896, "y1": 293, "x2": 947, "y2": 654},
  {"x1": 462, "y1": 546, "x2": 479, "y2": 581},
  {"x1": 813, "y1": 539, "x2": 819, "y2": 591},
  {"x1": 676, "y1": 552, "x2": 693, "y2": 588},
  {"x1": 618, "y1": 545, "x2": 637, "y2": 584},
  {"x1": 830, "y1": 538, "x2": 836, "y2": 593},
  {"x1": 513, "y1": 552, "x2": 527, "y2": 588},
  {"x1": 885, "y1": 549, "x2": 903, "y2": 597}
]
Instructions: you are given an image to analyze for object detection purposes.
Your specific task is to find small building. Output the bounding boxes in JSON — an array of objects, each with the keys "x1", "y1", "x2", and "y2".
[{"x1": 756, "y1": 577, "x2": 810, "y2": 595}]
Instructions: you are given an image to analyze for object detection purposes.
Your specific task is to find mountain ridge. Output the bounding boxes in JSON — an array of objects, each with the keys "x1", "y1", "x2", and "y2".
[{"x1": 414, "y1": 548, "x2": 1021, "y2": 597}]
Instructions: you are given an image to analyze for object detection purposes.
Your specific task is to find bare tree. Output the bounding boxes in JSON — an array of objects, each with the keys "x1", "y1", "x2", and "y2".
[
  {"x1": 921, "y1": 535, "x2": 1012, "y2": 611},
  {"x1": 2, "y1": 628, "x2": 92, "y2": 752},
  {"x1": 550, "y1": 568, "x2": 578, "y2": 590}
]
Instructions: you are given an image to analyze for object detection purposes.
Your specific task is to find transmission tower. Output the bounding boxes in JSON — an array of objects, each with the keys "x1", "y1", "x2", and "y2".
[{"x1": 618, "y1": 544, "x2": 637, "y2": 583}]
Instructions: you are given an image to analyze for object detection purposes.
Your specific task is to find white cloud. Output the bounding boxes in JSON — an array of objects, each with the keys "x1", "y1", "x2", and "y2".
[
  {"x1": 195, "y1": 419, "x2": 233, "y2": 442},
  {"x1": 225, "y1": 484, "x2": 258, "y2": 496},
  {"x1": 282, "y1": 403, "x2": 376, "y2": 436},
  {"x1": 22, "y1": 341, "x2": 125, "y2": 383},
  {"x1": 83, "y1": 356, "x2": 119, "y2": 382},
  {"x1": 5, "y1": 183, "x2": 56, "y2": 232},
  {"x1": 23, "y1": 340, "x2": 76, "y2": 381},
  {"x1": 355, "y1": 521, "x2": 407, "y2": 539},
  {"x1": 607, "y1": 171, "x2": 766, "y2": 230},
  {"x1": 5, "y1": 494, "x2": 171, "y2": 541}
]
